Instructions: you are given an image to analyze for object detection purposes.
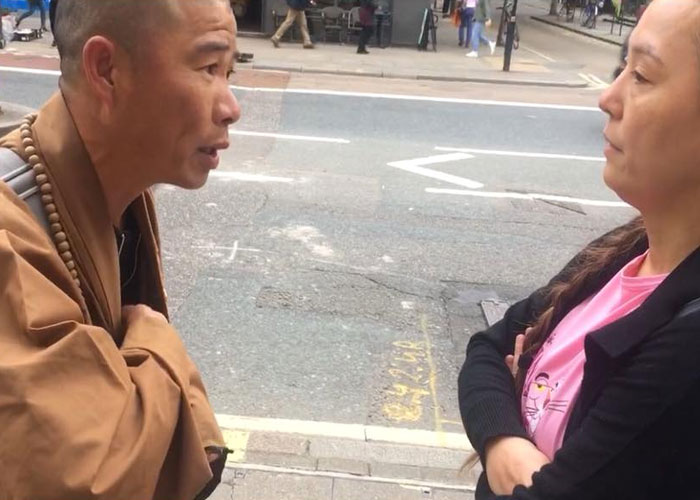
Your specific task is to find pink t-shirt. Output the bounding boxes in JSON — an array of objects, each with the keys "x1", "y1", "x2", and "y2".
[{"x1": 521, "y1": 252, "x2": 667, "y2": 460}]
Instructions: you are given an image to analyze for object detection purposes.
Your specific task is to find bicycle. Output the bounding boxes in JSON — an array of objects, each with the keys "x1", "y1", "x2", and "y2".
[
  {"x1": 497, "y1": 5, "x2": 519, "y2": 50},
  {"x1": 581, "y1": 0, "x2": 603, "y2": 29},
  {"x1": 557, "y1": 0, "x2": 576, "y2": 23}
]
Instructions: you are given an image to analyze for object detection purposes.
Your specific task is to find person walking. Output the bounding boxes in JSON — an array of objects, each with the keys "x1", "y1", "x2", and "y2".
[
  {"x1": 459, "y1": 0, "x2": 476, "y2": 47},
  {"x1": 271, "y1": 0, "x2": 315, "y2": 49},
  {"x1": 15, "y1": 0, "x2": 47, "y2": 32},
  {"x1": 465, "y1": 0, "x2": 495, "y2": 58},
  {"x1": 357, "y1": 0, "x2": 376, "y2": 54}
]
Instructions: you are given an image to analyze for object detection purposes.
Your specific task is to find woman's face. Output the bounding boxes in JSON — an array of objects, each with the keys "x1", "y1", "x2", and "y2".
[{"x1": 599, "y1": 0, "x2": 700, "y2": 214}]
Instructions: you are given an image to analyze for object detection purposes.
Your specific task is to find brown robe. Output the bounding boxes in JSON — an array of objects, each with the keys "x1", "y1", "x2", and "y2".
[{"x1": 0, "y1": 93, "x2": 224, "y2": 500}]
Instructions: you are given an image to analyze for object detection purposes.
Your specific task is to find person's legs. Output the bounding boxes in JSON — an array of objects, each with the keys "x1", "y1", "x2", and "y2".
[
  {"x1": 271, "y1": 8, "x2": 297, "y2": 44},
  {"x1": 458, "y1": 9, "x2": 468, "y2": 45},
  {"x1": 358, "y1": 25, "x2": 372, "y2": 53},
  {"x1": 15, "y1": 4, "x2": 37, "y2": 28},
  {"x1": 38, "y1": 0, "x2": 47, "y2": 30},
  {"x1": 469, "y1": 21, "x2": 483, "y2": 52},
  {"x1": 465, "y1": 8, "x2": 474, "y2": 48},
  {"x1": 295, "y1": 10, "x2": 313, "y2": 47}
]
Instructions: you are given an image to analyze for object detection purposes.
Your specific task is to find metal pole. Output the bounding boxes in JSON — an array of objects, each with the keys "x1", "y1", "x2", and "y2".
[{"x1": 502, "y1": 0, "x2": 519, "y2": 72}]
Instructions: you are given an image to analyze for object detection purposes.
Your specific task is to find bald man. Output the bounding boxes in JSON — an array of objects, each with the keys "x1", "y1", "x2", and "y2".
[{"x1": 0, "y1": 1, "x2": 240, "y2": 499}]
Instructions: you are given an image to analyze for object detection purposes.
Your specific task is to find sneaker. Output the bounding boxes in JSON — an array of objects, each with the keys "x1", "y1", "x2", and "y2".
[
  {"x1": 357, "y1": 48, "x2": 369, "y2": 54},
  {"x1": 303, "y1": 43, "x2": 315, "y2": 49},
  {"x1": 271, "y1": 37, "x2": 280, "y2": 48},
  {"x1": 466, "y1": 51, "x2": 478, "y2": 58},
  {"x1": 489, "y1": 41, "x2": 496, "y2": 55}
]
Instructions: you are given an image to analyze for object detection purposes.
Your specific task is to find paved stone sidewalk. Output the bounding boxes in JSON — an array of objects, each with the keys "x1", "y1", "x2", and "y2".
[{"x1": 202, "y1": 416, "x2": 480, "y2": 500}]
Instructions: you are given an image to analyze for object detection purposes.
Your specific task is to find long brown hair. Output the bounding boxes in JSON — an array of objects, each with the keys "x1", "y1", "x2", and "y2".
[{"x1": 462, "y1": 216, "x2": 647, "y2": 471}]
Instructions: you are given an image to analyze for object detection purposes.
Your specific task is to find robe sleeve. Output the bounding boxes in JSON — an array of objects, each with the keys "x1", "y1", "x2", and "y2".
[{"x1": 0, "y1": 190, "x2": 212, "y2": 500}]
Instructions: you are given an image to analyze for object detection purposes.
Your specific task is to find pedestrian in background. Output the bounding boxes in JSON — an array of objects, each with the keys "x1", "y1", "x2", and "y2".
[
  {"x1": 466, "y1": 0, "x2": 495, "y2": 58},
  {"x1": 459, "y1": 0, "x2": 476, "y2": 47},
  {"x1": 15, "y1": 0, "x2": 47, "y2": 32},
  {"x1": 442, "y1": 0, "x2": 453, "y2": 17},
  {"x1": 357, "y1": 0, "x2": 376, "y2": 54},
  {"x1": 271, "y1": 0, "x2": 315, "y2": 49}
]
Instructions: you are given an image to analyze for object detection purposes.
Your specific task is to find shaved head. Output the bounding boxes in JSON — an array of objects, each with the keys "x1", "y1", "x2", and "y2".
[{"x1": 54, "y1": 0, "x2": 182, "y2": 80}]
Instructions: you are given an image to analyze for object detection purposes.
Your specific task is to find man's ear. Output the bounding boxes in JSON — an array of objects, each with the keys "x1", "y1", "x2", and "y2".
[{"x1": 81, "y1": 36, "x2": 117, "y2": 116}]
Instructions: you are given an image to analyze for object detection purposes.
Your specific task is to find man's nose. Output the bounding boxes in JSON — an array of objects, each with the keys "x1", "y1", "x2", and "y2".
[{"x1": 217, "y1": 87, "x2": 241, "y2": 128}]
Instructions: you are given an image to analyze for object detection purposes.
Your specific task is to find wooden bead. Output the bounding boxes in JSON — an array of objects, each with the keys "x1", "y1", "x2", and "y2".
[
  {"x1": 57, "y1": 241, "x2": 70, "y2": 253},
  {"x1": 22, "y1": 138, "x2": 33, "y2": 147},
  {"x1": 61, "y1": 251, "x2": 73, "y2": 262},
  {"x1": 28, "y1": 155, "x2": 40, "y2": 166},
  {"x1": 54, "y1": 232, "x2": 67, "y2": 243},
  {"x1": 40, "y1": 183, "x2": 52, "y2": 194},
  {"x1": 20, "y1": 130, "x2": 32, "y2": 140},
  {"x1": 24, "y1": 146, "x2": 36, "y2": 156},
  {"x1": 74, "y1": 278, "x2": 81, "y2": 288},
  {"x1": 45, "y1": 203, "x2": 57, "y2": 213},
  {"x1": 48, "y1": 213, "x2": 60, "y2": 224},
  {"x1": 66, "y1": 261, "x2": 76, "y2": 271},
  {"x1": 35, "y1": 174, "x2": 48, "y2": 184},
  {"x1": 33, "y1": 164, "x2": 45, "y2": 175},
  {"x1": 50, "y1": 223, "x2": 61, "y2": 234},
  {"x1": 41, "y1": 194, "x2": 54, "y2": 204}
]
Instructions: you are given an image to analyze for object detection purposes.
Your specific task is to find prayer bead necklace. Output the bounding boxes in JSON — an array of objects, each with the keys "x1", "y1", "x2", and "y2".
[{"x1": 20, "y1": 113, "x2": 83, "y2": 294}]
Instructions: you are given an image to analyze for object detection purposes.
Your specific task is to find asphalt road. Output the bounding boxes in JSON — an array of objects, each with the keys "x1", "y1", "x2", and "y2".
[{"x1": 1, "y1": 68, "x2": 635, "y2": 436}]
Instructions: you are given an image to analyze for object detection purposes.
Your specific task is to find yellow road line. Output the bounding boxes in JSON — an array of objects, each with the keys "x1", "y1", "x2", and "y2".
[
  {"x1": 222, "y1": 429, "x2": 250, "y2": 464},
  {"x1": 420, "y1": 313, "x2": 446, "y2": 446}
]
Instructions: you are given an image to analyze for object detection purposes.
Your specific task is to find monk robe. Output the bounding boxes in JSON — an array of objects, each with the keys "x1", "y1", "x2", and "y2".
[{"x1": 0, "y1": 92, "x2": 224, "y2": 500}]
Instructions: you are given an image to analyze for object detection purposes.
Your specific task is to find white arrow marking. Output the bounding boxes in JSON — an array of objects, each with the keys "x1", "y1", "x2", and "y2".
[
  {"x1": 435, "y1": 146, "x2": 605, "y2": 163},
  {"x1": 387, "y1": 153, "x2": 484, "y2": 189},
  {"x1": 426, "y1": 187, "x2": 630, "y2": 208}
]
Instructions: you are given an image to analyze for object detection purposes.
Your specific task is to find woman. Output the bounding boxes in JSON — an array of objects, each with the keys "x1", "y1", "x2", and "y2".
[
  {"x1": 458, "y1": 0, "x2": 476, "y2": 48},
  {"x1": 357, "y1": 0, "x2": 376, "y2": 55},
  {"x1": 465, "y1": 0, "x2": 495, "y2": 58},
  {"x1": 458, "y1": 0, "x2": 700, "y2": 498}
]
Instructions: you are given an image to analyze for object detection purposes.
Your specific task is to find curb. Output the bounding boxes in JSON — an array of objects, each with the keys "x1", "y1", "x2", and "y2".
[
  {"x1": 216, "y1": 414, "x2": 473, "y2": 451},
  {"x1": 0, "y1": 101, "x2": 36, "y2": 136},
  {"x1": 531, "y1": 15, "x2": 625, "y2": 47},
  {"x1": 250, "y1": 63, "x2": 589, "y2": 88}
]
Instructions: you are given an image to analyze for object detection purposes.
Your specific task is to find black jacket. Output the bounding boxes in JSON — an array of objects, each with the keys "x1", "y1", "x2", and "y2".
[{"x1": 459, "y1": 228, "x2": 700, "y2": 500}]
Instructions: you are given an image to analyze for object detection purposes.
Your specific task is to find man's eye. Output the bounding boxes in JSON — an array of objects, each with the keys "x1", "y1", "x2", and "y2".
[
  {"x1": 226, "y1": 68, "x2": 234, "y2": 79},
  {"x1": 205, "y1": 64, "x2": 219, "y2": 75}
]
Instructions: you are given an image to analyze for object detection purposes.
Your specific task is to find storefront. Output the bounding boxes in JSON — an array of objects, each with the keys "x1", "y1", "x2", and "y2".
[{"x1": 251, "y1": 0, "x2": 432, "y2": 46}]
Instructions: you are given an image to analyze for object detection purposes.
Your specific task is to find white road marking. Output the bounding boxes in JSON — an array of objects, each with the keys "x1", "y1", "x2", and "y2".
[
  {"x1": 388, "y1": 154, "x2": 484, "y2": 189},
  {"x1": 435, "y1": 146, "x2": 605, "y2": 162},
  {"x1": 520, "y1": 44, "x2": 556, "y2": 62},
  {"x1": 228, "y1": 240, "x2": 239, "y2": 262},
  {"x1": 230, "y1": 129, "x2": 350, "y2": 144},
  {"x1": 210, "y1": 171, "x2": 294, "y2": 183},
  {"x1": 230, "y1": 85, "x2": 601, "y2": 112},
  {"x1": 0, "y1": 65, "x2": 598, "y2": 111},
  {"x1": 0, "y1": 65, "x2": 60, "y2": 76},
  {"x1": 426, "y1": 187, "x2": 631, "y2": 208},
  {"x1": 579, "y1": 72, "x2": 610, "y2": 90},
  {"x1": 215, "y1": 414, "x2": 472, "y2": 451}
]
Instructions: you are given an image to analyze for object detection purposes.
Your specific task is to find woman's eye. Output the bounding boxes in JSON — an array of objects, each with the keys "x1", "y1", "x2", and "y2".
[
  {"x1": 205, "y1": 64, "x2": 219, "y2": 75},
  {"x1": 632, "y1": 70, "x2": 648, "y2": 84}
]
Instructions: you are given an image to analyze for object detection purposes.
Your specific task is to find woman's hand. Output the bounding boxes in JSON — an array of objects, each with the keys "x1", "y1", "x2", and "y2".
[{"x1": 485, "y1": 436, "x2": 551, "y2": 495}]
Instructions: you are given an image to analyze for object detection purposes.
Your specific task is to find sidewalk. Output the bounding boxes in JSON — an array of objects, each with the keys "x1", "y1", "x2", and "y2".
[
  {"x1": 1, "y1": 12, "x2": 588, "y2": 88},
  {"x1": 531, "y1": 12, "x2": 633, "y2": 47},
  {"x1": 209, "y1": 415, "x2": 479, "y2": 500}
]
